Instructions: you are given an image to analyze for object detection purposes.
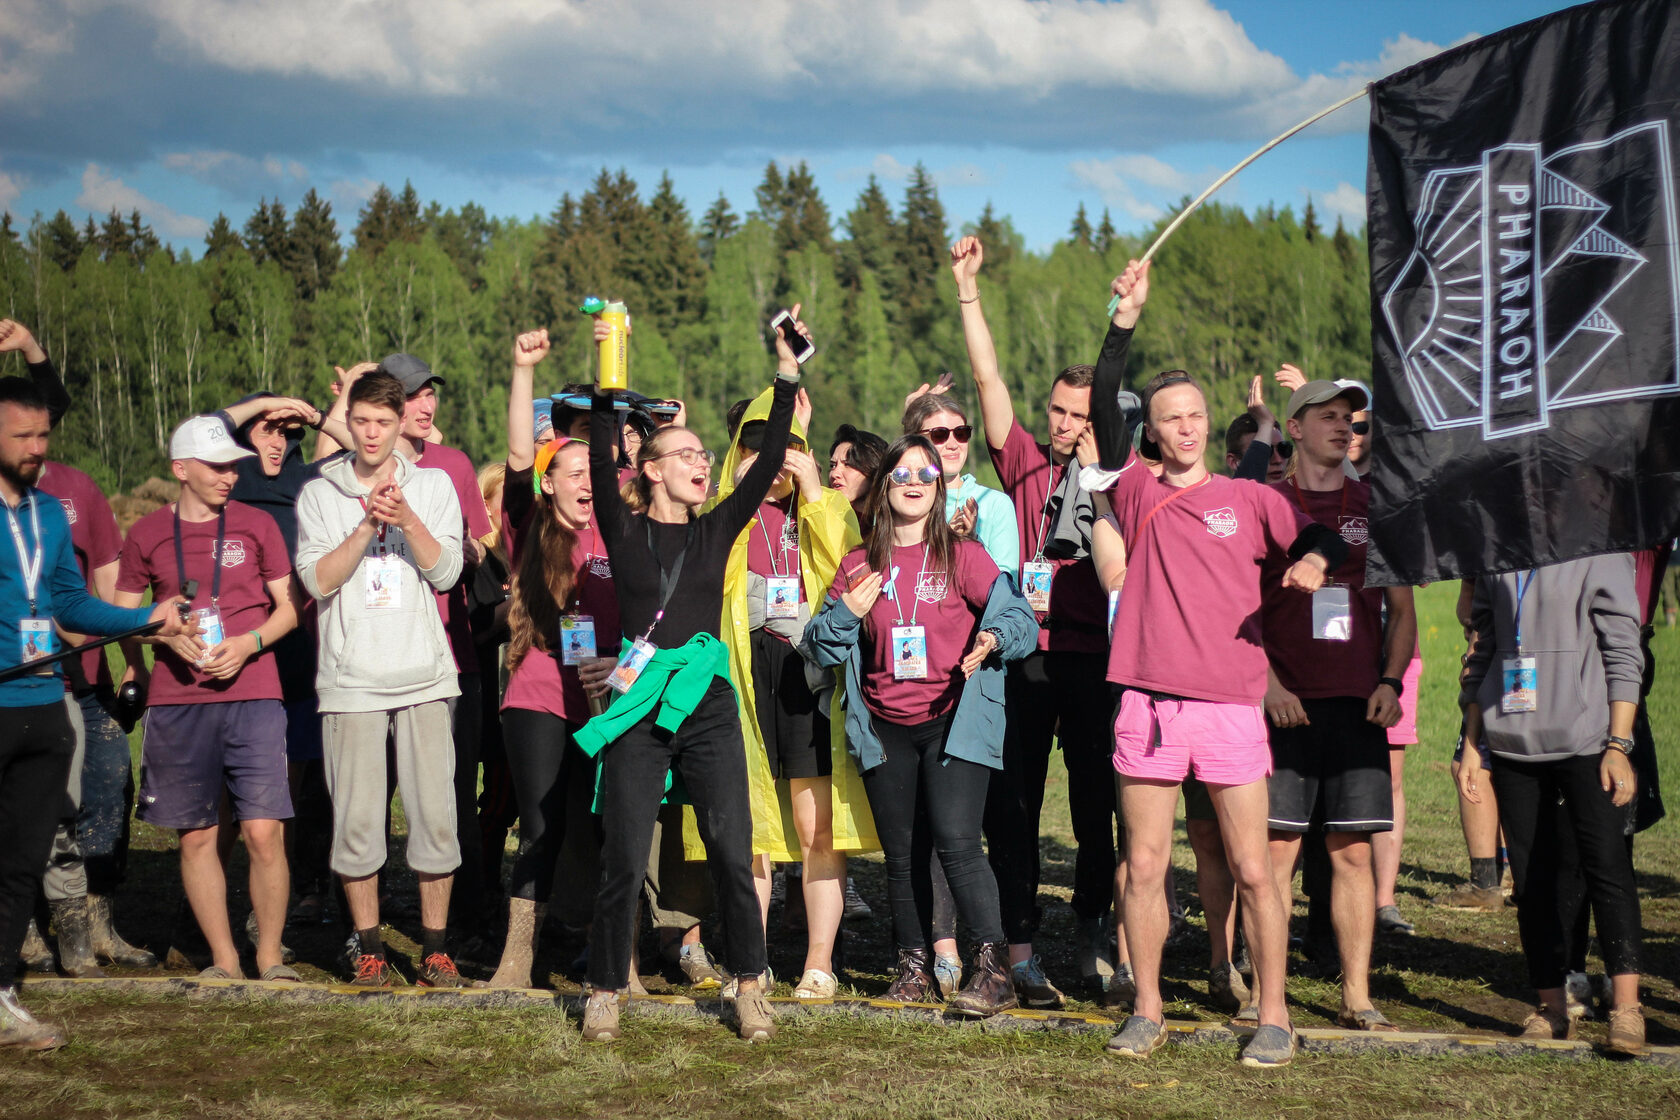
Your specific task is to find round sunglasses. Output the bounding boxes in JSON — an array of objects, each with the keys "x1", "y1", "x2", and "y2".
[
  {"x1": 920, "y1": 425, "x2": 973, "y2": 445},
  {"x1": 888, "y1": 463, "x2": 942, "y2": 487}
]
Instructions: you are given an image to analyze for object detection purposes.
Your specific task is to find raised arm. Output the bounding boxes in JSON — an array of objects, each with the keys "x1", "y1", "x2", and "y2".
[
  {"x1": 0, "y1": 320, "x2": 70, "y2": 427},
  {"x1": 312, "y1": 362, "x2": 378, "y2": 461},
  {"x1": 709, "y1": 308, "x2": 809, "y2": 533},
  {"x1": 1092, "y1": 260, "x2": 1150, "y2": 471},
  {"x1": 508, "y1": 329, "x2": 551, "y2": 473},
  {"x1": 950, "y1": 238, "x2": 1015, "y2": 451}
]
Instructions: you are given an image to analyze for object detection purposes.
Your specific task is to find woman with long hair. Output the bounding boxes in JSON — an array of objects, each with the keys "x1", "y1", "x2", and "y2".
[
  {"x1": 802, "y1": 435, "x2": 1037, "y2": 1017},
  {"x1": 900, "y1": 392, "x2": 1017, "y2": 570},
  {"x1": 573, "y1": 308, "x2": 812, "y2": 1043},
  {"x1": 485, "y1": 329, "x2": 621, "y2": 989}
]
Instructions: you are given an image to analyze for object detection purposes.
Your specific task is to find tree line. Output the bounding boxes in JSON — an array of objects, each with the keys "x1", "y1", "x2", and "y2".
[{"x1": 0, "y1": 163, "x2": 1370, "y2": 492}]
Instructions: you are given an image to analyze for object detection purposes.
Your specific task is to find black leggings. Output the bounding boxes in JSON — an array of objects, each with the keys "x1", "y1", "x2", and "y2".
[
  {"x1": 500, "y1": 708, "x2": 596, "y2": 903},
  {"x1": 587, "y1": 680, "x2": 765, "y2": 989},
  {"x1": 1491, "y1": 751, "x2": 1642, "y2": 989},
  {"x1": 0, "y1": 702, "x2": 76, "y2": 969},
  {"x1": 861, "y1": 714, "x2": 1004, "y2": 951}
]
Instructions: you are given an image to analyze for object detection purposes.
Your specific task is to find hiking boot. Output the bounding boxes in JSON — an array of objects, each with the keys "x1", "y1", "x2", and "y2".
[
  {"x1": 1436, "y1": 883, "x2": 1503, "y2": 911},
  {"x1": 932, "y1": 952, "x2": 962, "y2": 1000},
  {"x1": 1009, "y1": 953, "x2": 1065, "y2": 1010},
  {"x1": 417, "y1": 951, "x2": 465, "y2": 988},
  {"x1": 1105, "y1": 1014, "x2": 1167, "y2": 1059},
  {"x1": 350, "y1": 953, "x2": 396, "y2": 988},
  {"x1": 0, "y1": 987, "x2": 67, "y2": 1052},
  {"x1": 949, "y1": 942, "x2": 1019, "y2": 1018},
  {"x1": 679, "y1": 943, "x2": 723, "y2": 992},
  {"x1": 48, "y1": 897, "x2": 107, "y2": 978},
  {"x1": 1518, "y1": 1003, "x2": 1574, "y2": 1041},
  {"x1": 1607, "y1": 1004, "x2": 1646, "y2": 1056},
  {"x1": 19, "y1": 919, "x2": 55, "y2": 974},
  {"x1": 488, "y1": 898, "x2": 545, "y2": 989},
  {"x1": 581, "y1": 990, "x2": 621, "y2": 1042},
  {"x1": 1564, "y1": 971, "x2": 1596, "y2": 1021},
  {"x1": 1240, "y1": 1023, "x2": 1298, "y2": 1067},
  {"x1": 842, "y1": 876, "x2": 873, "y2": 921},
  {"x1": 1208, "y1": 961, "x2": 1250, "y2": 1014},
  {"x1": 1375, "y1": 905, "x2": 1415, "y2": 936},
  {"x1": 734, "y1": 986, "x2": 777, "y2": 1042},
  {"x1": 1075, "y1": 915, "x2": 1115, "y2": 987},
  {"x1": 884, "y1": 947, "x2": 938, "y2": 1003},
  {"x1": 88, "y1": 894, "x2": 156, "y2": 967}
]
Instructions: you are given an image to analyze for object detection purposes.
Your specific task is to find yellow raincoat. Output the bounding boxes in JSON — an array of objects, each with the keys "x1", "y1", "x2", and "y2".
[{"x1": 680, "y1": 386, "x2": 879, "y2": 861}]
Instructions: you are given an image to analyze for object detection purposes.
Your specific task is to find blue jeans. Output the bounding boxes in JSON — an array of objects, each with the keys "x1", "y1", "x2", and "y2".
[{"x1": 75, "y1": 690, "x2": 135, "y2": 895}]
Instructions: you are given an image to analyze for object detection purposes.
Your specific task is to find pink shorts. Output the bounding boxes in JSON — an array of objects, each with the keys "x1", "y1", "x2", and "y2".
[
  {"x1": 1385, "y1": 655, "x2": 1424, "y2": 747},
  {"x1": 1111, "y1": 689, "x2": 1271, "y2": 786}
]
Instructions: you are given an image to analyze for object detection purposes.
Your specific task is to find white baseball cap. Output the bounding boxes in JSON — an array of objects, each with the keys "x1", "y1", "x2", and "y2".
[{"x1": 169, "y1": 415, "x2": 256, "y2": 464}]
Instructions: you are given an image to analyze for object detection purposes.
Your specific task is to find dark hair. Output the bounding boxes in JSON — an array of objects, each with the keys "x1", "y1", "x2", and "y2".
[
  {"x1": 861, "y1": 435, "x2": 955, "y2": 600},
  {"x1": 0, "y1": 377, "x2": 48, "y2": 412},
  {"x1": 1053, "y1": 364, "x2": 1096, "y2": 390},
  {"x1": 725, "y1": 398, "x2": 752, "y2": 438},
  {"x1": 347, "y1": 371, "x2": 407, "y2": 417},
  {"x1": 1140, "y1": 369, "x2": 1203, "y2": 424},
  {"x1": 830, "y1": 424, "x2": 888, "y2": 474},
  {"x1": 901, "y1": 391, "x2": 968, "y2": 436},
  {"x1": 1224, "y1": 413, "x2": 1259, "y2": 459}
]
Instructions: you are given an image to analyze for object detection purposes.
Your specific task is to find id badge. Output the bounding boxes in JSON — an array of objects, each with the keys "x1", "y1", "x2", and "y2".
[
  {"x1": 364, "y1": 554, "x2": 405, "y2": 610},
  {"x1": 560, "y1": 615, "x2": 596, "y2": 665},
  {"x1": 191, "y1": 607, "x2": 225, "y2": 662},
  {"x1": 1107, "y1": 589, "x2": 1120, "y2": 635},
  {"x1": 606, "y1": 638, "x2": 657, "y2": 694},
  {"x1": 1312, "y1": 586, "x2": 1352, "y2": 641},
  {"x1": 1021, "y1": 561, "x2": 1054, "y2": 613},
  {"x1": 1501, "y1": 656, "x2": 1538, "y2": 713},
  {"x1": 19, "y1": 617, "x2": 54, "y2": 666},
  {"x1": 891, "y1": 625, "x2": 928, "y2": 681},
  {"x1": 764, "y1": 575, "x2": 800, "y2": 620}
]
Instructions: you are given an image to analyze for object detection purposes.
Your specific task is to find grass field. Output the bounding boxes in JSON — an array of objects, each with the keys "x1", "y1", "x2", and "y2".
[{"x1": 7, "y1": 582, "x2": 1679, "y2": 1117}]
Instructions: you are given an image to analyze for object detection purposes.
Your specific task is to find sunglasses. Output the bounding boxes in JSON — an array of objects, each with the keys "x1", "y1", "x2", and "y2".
[
  {"x1": 888, "y1": 463, "x2": 942, "y2": 487},
  {"x1": 920, "y1": 425, "x2": 973, "y2": 445},
  {"x1": 1272, "y1": 441, "x2": 1294, "y2": 459},
  {"x1": 653, "y1": 446, "x2": 716, "y2": 468},
  {"x1": 1351, "y1": 420, "x2": 1370, "y2": 436}
]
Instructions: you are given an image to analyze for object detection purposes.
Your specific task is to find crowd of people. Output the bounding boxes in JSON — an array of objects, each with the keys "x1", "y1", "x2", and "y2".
[{"x1": 0, "y1": 237, "x2": 1665, "y2": 1064}]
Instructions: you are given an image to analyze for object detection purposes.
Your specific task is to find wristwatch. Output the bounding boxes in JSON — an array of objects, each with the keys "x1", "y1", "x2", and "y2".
[
  {"x1": 1379, "y1": 675, "x2": 1405, "y2": 697},
  {"x1": 1604, "y1": 735, "x2": 1636, "y2": 757}
]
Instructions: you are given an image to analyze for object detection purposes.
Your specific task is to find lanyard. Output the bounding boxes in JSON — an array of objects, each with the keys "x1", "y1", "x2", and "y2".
[
  {"x1": 757, "y1": 503, "x2": 797, "y2": 578},
  {"x1": 641, "y1": 517, "x2": 695, "y2": 643},
  {"x1": 1133, "y1": 474, "x2": 1211, "y2": 543},
  {"x1": 5, "y1": 492, "x2": 44, "y2": 614},
  {"x1": 173, "y1": 504, "x2": 228, "y2": 606},
  {"x1": 355, "y1": 497, "x2": 391, "y2": 554},
  {"x1": 1288, "y1": 477, "x2": 1350, "y2": 525},
  {"x1": 570, "y1": 520, "x2": 602, "y2": 611},
  {"x1": 1030, "y1": 443, "x2": 1066, "y2": 564},
  {"x1": 890, "y1": 543, "x2": 932, "y2": 628},
  {"x1": 1513, "y1": 568, "x2": 1538, "y2": 653}
]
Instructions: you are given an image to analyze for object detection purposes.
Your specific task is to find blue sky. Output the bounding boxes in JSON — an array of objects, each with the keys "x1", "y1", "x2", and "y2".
[{"x1": 0, "y1": 0, "x2": 1580, "y2": 253}]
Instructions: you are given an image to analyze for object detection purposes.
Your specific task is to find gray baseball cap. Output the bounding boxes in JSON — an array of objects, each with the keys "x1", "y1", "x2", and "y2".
[{"x1": 377, "y1": 353, "x2": 443, "y2": 396}]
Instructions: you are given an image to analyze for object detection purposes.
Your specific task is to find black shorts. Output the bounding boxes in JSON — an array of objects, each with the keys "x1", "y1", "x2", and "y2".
[
  {"x1": 1182, "y1": 775, "x2": 1216, "y2": 823},
  {"x1": 1266, "y1": 696, "x2": 1393, "y2": 833},
  {"x1": 750, "y1": 629, "x2": 831, "y2": 781}
]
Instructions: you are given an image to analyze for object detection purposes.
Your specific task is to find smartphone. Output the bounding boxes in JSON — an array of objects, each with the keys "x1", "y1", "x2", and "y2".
[
  {"x1": 647, "y1": 399, "x2": 682, "y2": 419},
  {"x1": 770, "y1": 310, "x2": 815, "y2": 365}
]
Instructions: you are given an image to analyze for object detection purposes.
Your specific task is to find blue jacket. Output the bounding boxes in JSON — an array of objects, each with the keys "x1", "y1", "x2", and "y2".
[
  {"x1": 800, "y1": 571, "x2": 1038, "y2": 772},
  {"x1": 1, "y1": 488, "x2": 153, "y2": 707}
]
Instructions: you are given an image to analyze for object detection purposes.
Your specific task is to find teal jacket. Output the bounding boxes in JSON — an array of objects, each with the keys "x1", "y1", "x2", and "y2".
[
  {"x1": 800, "y1": 572, "x2": 1038, "y2": 772},
  {"x1": 945, "y1": 475, "x2": 1019, "y2": 574}
]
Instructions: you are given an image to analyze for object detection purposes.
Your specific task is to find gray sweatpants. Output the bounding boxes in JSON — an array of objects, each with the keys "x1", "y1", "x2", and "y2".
[
  {"x1": 322, "y1": 702, "x2": 460, "y2": 878},
  {"x1": 42, "y1": 696, "x2": 88, "y2": 902}
]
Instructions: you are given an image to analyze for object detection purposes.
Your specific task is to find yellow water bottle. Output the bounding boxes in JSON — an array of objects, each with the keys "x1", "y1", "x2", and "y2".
[{"x1": 587, "y1": 299, "x2": 629, "y2": 391}]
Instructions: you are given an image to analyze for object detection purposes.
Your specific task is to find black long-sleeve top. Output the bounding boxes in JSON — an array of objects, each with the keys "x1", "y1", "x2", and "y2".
[
  {"x1": 591, "y1": 376, "x2": 797, "y2": 647},
  {"x1": 28, "y1": 356, "x2": 71, "y2": 429}
]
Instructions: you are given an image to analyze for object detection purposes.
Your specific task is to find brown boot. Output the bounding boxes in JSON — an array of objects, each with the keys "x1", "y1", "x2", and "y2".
[
  {"x1": 948, "y1": 941, "x2": 1019, "y2": 1018},
  {"x1": 884, "y1": 947, "x2": 938, "y2": 1003},
  {"x1": 1607, "y1": 1004, "x2": 1646, "y2": 1056},
  {"x1": 87, "y1": 894, "x2": 156, "y2": 968},
  {"x1": 19, "y1": 919, "x2": 55, "y2": 974},
  {"x1": 48, "y1": 898, "x2": 108, "y2": 979},
  {"x1": 487, "y1": 898, "x2": 544, "y2": 989}
]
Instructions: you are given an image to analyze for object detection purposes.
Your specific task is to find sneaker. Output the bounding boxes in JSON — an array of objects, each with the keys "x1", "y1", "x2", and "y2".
[
  {"x1": 0, "y1": 988, "x2": 67, "y2": 1051},
  {"x1": 721, "y1": 969, "x2": 773, "y2": 1001},
  {"x1": 679, "y1": 943, "x2": 724, "y2": 992},
  {"x1": 350, "y1": 953, "x2": 395, "y2": 988},
  {"x1": 1607, "y1": 1004, "x2": 1646, "y2": 1056},
  {"x1": 1564, "y1": 971, "x2": 1595, "y2": 1021},
  {"x1": 1103, "y1": 962, "x2": 1137, "y2": 1009},
  {"x1": 1375, "y1": 905, "x2": 1415, "y2": 936},
  {"x1": 1075, "y1": 915, "x2": 1115, "y2": 987},
  {"x1": 735, "y1": 987, "x2": 777, "y2": 1042},
  {"x1": 842, "y1": 877, "x2": 874, "y2": 921},
  {"x1": 1010, "y1": 955, "x2": 1065, "y2": 1010},
  {"x1": 1518, "y1": 1003, "x2": 1574, "y2": 1041},
  {"x1": 418, "y1": 952, "x2": 465, "y2": 988},
  {"x1": 1435, "y1": 883, "x2": 1504, "y2": 911},
  {"x1": 794, "y1": 968, "x2": 837, "y2": 999},
  {"x1": 1105, "y1": 1014, "x2": 1167, "y2": 1059},
  {"x1": 245, "y1": 910, "x2": 296, "y2": 966},
  {"x1": 1240, "y1": 1023, "x2": 1298, "y2": 1068},
  {"x1": 932, "y1": 953, "x2": 962, "y2": 1000},
  {"x1": 581, "y1": 990, "x2": 621, "y2": 1042},
  {"x1": 1208, "y1": 961, "x2": 1250, "y2": 1014}
]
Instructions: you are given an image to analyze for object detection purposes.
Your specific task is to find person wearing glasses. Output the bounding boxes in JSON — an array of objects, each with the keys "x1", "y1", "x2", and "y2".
[
  {"x1": 572, "y1": 308, "x2": 812, "y2": 1044},
  {"x1": 899, "y1": 392, "x2": 1019, "y2": 573},
  {"x1": 802, "y1": 435, "x2": 1038, "y2": 1016}
]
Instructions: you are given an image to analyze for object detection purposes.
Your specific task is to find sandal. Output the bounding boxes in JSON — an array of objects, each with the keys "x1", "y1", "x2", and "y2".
[
  {"x1": 260, "y1": 964, "x2": 302, "y2": 983},
  {"x1": 1336, "y1": 1006, "x2": 1399, "y2": 1032}
]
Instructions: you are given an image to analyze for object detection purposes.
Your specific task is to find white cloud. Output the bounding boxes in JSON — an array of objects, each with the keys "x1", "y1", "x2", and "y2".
[
  {"x1": 329, "y1": 178, "x2": 380, "y2": 214},
  {"x1": 934, "y1": 162, "x2": 990, "y2": 188},
  {"x1": 162, "y1": 150, "x2": 309, "y2": 195},
  {"x1": 1319, "y1": 181, "x2": 1366, "y2": 229},
  {"x1": 871, "y1": 154, "x2": 912, "y2": 182},
  {"x1": 0, "y1": 0, "x2": 74, "y2": 99},
  {"x1": 1070, "y1": 154, "x2": 1200, "y2": 221},
  {"x1": 0, "y1": 172, "x2": 22, "y2": 217},
  {"x1": 74, "y1": 163, "x2": 209, "y2": 239}
]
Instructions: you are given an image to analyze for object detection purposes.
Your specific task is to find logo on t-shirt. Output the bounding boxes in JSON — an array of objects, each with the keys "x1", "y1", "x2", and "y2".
[
  {"x1": 915, "y1": 572, "x2": 948, "y2": 603},
  {"x1": 220, "y1": 540, "x2": 247, "y2": 567},
  {"x1": 1338, "y1": 516, "x2": 1369, "y2": 546},
  {"x1": 58, "y1": 498, "x2": 77, "y2": 524},
  {"x1": 587, "y1": 554, "x2": 613, "y2": 579},
  {"x1": 1203, "y1": 507, "x2": 1239, "y2": 538}
]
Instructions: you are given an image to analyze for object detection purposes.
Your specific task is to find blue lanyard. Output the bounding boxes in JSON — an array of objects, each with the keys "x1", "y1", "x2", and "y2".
[{"x1": 1513, "y1": 568, "x2": 1537, "y2": 653}]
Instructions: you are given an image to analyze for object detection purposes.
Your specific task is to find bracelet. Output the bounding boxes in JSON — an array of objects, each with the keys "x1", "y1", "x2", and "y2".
[
  {"x1": 1379, "y1": 675, "x2": 1404, "y2": 697},
  {"x1": 249, "y1": 631, "x2": 264, "y2": 653},
  {"x1": 1605, "y1": 735, "x2": 1635, "y2": 756},
  {"x1": 958, "y1": 294, "x2": 979, "y2": 304},
  {"x1": 310, "y1": 408, "x2": 327, "y2": 431}
]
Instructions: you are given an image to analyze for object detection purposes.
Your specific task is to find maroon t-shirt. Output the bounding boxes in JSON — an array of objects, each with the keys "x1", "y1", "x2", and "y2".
[
  {"x1": 988, "y1": 418, "x2": 1107, "y2": 653},
  {"x1": 413, "y1": 442, "x2": 492, "y2": 675},
  {"x1": 1104, "y1": 460, "x2": 1311, "y2": 706},
  {"x1": 499, "y1": 465, "x2": 622, "y2": 723},
  {"x1": 828, "y1": 538, "x2": 999, "y2": 724},
  {"x1": 37, "y1": 462, "x2": 122, "y2": 694},
  {"x1": 116, "y1": 501, "x2": 291, "y2": 705},
  {"x1": 1261, "y1": 478, "x2": 1384, "y2": 700}
]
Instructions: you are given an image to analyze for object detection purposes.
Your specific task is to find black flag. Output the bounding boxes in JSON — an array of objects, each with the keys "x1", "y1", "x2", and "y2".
[{"x1": 1366, "y1": 0, "x2": 1680, "y2": 586}]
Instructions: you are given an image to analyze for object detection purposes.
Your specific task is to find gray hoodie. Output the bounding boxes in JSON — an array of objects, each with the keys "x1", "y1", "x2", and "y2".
[
  {"x1": 296, "y1": 453, "x2": 463, "y2": 713},
  {"x1": 1461, "y1": 554, "x2": 1643, "y2": 763}
]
